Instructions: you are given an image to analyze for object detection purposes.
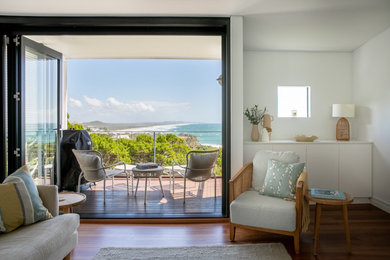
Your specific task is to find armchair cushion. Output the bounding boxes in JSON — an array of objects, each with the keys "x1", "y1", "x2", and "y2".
[
  {"x1": 230, "y1": 191, "x2": 296, "y2": 232},
  {"x1": 260, "y1": 160, "x2": 305, "y2": 199},
  {"x1": 252, "y1": 150, "x2": 300, "y2": 191}
]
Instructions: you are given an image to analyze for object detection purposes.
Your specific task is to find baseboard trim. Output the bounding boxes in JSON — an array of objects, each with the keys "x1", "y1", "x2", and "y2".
[
  {"x1": 80, "y1": 218, "x2": 229, "y2": 224},
  {"x1": 370, "y1": 197, "x2": 390, "y2": 214}
]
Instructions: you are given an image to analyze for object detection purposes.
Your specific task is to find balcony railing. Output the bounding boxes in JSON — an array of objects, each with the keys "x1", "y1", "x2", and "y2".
[{"x1": 88, "y1": 129, "x2": 222, "y2": 173}]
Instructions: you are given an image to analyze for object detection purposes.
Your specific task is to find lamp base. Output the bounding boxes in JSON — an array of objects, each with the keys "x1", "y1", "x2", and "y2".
[{"x1": 336, "y1": 117, "x2": 350, "y2": 141}]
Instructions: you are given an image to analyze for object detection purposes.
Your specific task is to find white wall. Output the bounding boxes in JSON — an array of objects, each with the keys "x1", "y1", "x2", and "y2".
[
  {"x1": 230, "y1": 16, "x2": 244, "y2": 176},
  {"x1": 353, "y1": 27, "x2": 390, "y2": 211},
  {"x1": 243, "y1": 51, "x2": 353, "y2": 140}
]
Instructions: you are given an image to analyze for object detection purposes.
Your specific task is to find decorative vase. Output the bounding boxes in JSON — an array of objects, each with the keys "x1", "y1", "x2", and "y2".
[{"x1": 251, "y1": 124, "x2": 260, "y2": 141}]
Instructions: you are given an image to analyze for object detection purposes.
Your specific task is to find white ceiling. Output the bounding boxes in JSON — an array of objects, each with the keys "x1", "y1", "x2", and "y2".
[
  {"x1": 26, "y1": 35, "x2": 222, "y2": 59},
  {"x1": 2, "y1": 0, "x2": 390, "y2": 52}
]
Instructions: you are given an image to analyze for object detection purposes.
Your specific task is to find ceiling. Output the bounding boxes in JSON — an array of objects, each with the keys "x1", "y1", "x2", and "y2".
[
  {"x1": 2, "y1": 0, "x2": 390, "y2": 52},
  {"x1": 26, "y1": 35, "x2": 222, "y2": 59}
]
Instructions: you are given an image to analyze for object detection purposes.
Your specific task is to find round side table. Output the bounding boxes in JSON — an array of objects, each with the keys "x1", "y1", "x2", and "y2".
[
  {"x1": 305, "y1": 190, "x2": 354, "y2": 255},
  {"x1": 132, "y1": 166, "x2": 165, "y2": 205},
  {"x1": 59, "y1": 192, "x2": 86, "y2": 213}
]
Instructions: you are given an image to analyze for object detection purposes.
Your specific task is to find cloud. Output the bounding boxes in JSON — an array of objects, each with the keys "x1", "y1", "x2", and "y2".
[
  {"x1": 149, "y1": 101, "x2": 191, "y2": 111},
  {"x1": 81, "y1": 96, "x2": 189, "y2": 114},
  {"x1": 107, "y1": 97, "x2": 155, "y2": 112},
  {"x1": 68, "y1": 97, "x2": 83, "y2": 108},
  {"x1": 84, "y1": 96, "x2": 104, "y2": 108}
]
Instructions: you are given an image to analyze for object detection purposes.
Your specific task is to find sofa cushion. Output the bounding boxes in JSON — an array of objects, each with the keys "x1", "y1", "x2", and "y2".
[
  {"x1": 230, "y1": 191, "x2": 296, "y2": 232},
  {"x1": 260, "y1": 159, "x2": 305, "y2": 199},
  {"x1": 0, "y1": 183, "x2": 25, "y2": 232},
  {"x1": 0, "y1": 213, "x2": 80, "y2": 260},
  {"x1": 252, "y1": 150, "x2": 300, "y2": 191},
  {"x1": 3, "y1": 166, "x2": 53, "y2": 222},
  {"x1": 1, "y1": 166, "x2": 52, "y2": 232}
]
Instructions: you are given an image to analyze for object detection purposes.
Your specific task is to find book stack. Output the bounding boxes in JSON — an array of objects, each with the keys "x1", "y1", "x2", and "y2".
[
  {"x1": 310, "y1": 188, "x2": 346, "y2": 200},
  {"x1": 136, "y1": 162, "x2": 158, "y2": 170}
]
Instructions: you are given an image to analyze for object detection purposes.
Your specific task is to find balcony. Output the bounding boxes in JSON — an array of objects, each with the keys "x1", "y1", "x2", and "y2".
[
  {"x1": 73, "y1": 176, "x2": 222, "y2": 218},
  {"x1": 70, "y1": 129, "x2": 223, "y2": 218}
]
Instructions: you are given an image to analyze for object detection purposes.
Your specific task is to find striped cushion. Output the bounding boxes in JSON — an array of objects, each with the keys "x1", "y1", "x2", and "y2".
[
  {"x1": 1, "y1": 165, "x2": 52, "y2": 233},
  {"x1": 0, "y1": 183, "x2": 25, "y2": 232}
]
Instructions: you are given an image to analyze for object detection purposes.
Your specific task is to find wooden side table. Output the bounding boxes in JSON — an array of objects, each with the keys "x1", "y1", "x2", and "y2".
[
  {"x1": 305, "y1": 190, "x2": 354, "y2": 255},
  {"x1": 59, "y1": 192, "x2": 86, "y2": 213}
]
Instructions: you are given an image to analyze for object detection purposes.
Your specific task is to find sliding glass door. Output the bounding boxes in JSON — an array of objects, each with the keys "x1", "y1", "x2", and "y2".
[{"x1": 21, "y1": 37, "x2": 62, "y2": 185}]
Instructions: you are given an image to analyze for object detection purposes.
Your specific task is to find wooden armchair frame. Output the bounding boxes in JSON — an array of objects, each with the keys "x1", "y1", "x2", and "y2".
[{"x1": 229, "y1": 162, "x2": 305, "y2": 254}]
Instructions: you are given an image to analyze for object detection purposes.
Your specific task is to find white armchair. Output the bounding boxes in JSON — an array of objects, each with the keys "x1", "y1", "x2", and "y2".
[{"x1": 229, "y1": 150, "x2": 307, "y2": 254}]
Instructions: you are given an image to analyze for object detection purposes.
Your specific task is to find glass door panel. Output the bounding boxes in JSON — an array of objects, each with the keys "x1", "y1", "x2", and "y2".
[{"x1": 22, "y1": 37, "x2": 62, "y2": 185}]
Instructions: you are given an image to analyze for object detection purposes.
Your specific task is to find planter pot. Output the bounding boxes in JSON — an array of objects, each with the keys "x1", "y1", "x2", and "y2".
[{"x1": 251, "y1": 124, "x2": 260, "y2": 141}]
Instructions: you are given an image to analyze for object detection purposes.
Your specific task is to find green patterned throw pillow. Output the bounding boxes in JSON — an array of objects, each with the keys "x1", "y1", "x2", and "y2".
[{"x1": 259, "y1": 159, "x2": 305, "y2": 199}]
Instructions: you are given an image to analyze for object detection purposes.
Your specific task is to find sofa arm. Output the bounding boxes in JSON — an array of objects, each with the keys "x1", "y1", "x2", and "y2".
[{"x1": 37, "y1": 185, "x2": 59, "y2": 217}]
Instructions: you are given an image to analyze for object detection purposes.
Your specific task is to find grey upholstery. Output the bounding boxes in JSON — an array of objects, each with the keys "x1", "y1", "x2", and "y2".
[
  {"x1": 230, "y1": 191, "x2": 296, "y2": 232},
  {"x1": 0, "y1": 185, "x2": 79, "y2": 260},
  {"x1": 72, "y1": 149, "x2": 130, "y2": 203},
  {"x1": 37, "y1": 185, "x2": 59, "y2": 217},
  {"x1": 173, "y1": 149, "x2": 219, "y2": 203}
]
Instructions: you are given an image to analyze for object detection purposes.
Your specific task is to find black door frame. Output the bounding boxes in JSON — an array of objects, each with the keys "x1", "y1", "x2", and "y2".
[{"x1": 0, "y1": 16, "x2": 231, "y2": 218}]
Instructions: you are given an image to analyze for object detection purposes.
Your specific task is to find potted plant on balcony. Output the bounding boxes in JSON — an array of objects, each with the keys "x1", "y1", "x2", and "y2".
[{"x1": 244, "y1": 105, "x2": 267, "y2": 141}]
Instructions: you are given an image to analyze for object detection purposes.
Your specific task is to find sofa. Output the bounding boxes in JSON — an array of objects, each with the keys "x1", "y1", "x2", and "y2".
[{"x1": 0, "y1": 185, "x2": 80, "y2": 260}]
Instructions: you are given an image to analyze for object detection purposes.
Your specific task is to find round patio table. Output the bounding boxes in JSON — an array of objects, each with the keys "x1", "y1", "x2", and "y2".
[{"x1": 132, "y1": 166, "x2": 165, "y2": 205}]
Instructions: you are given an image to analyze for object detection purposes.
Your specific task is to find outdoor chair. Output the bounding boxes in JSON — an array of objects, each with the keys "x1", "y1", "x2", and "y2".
[
  {"x1": 172, "y1": 149, "x2": 219, "y2": 204},
  {"x1": 229, "y1": 150, "x2": 308, "y2": 254},
  {"x1": 72, "y1": 149, "x2": 130, "y2": 204}
]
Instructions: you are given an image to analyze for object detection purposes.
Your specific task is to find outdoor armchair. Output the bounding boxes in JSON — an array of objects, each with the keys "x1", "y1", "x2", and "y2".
[
  {"x1": 72, "y1": 149, "x2": 130, "y2": 204},
  {"x1": 171, "y1": 149, "x2": 219, "y2": 204}
]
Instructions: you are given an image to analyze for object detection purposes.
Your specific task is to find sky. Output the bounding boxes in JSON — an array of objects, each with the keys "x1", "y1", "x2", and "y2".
[{"x1": 66, "y1": 59, "x2": 222, "y2": 124}]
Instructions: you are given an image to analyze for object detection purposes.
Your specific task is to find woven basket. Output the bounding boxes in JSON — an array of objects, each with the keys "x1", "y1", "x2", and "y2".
[{"x1": 295, "y1": 135, "x2": 318, "y2": 142}]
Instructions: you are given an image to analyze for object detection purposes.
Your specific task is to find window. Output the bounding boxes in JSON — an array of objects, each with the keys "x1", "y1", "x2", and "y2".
[{"x1": 277, "y1": 86, "x2": 310, "y2": 118}]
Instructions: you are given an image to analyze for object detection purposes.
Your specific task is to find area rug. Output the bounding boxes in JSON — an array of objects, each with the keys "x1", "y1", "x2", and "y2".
[{"x1": 93, "y1": 243, "x2": 291, "y2": 260}]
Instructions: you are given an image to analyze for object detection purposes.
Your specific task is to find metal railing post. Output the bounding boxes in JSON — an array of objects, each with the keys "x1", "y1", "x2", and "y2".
[{"x1": 153, "y1": 131, "x2": 156, "y2": 163}]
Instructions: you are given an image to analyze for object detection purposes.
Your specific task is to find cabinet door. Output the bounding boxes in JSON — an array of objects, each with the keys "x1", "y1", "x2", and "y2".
[
  {"x1": 272, "y1": 144, "x2": 307, "y2": 163},
  {"x1": 306, "y1": 144, "x2": 339, "y2": 190},
  {"x1": 243, "y1": 143, "x2": 273, "y2": 164},
  {"x1": 339, "y1": 144, "x2": 372, "y2": 197}
]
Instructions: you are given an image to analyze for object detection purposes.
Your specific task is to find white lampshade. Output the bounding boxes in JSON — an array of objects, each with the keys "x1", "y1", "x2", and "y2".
[{"x1": 332, "y1": 104, "x2": 355, "y2": 118}]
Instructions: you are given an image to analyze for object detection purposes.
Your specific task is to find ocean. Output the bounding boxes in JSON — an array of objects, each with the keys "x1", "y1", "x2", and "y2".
[
  {"x1": 123, "y1": 123, "x2": 222, "y2": 147},
  {"x1": 169, "y1": 123, "x2": 222, "y2": 147}
]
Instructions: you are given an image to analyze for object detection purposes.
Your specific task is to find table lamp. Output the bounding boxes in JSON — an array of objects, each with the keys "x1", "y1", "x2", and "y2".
[{"x1": 332, "y1": 104, "x2": 355, "y2": 141}]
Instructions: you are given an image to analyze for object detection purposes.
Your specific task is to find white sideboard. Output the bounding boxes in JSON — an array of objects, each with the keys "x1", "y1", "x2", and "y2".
[{"x1": 243, "y1": 141, "x2": 372, "y2": 198}]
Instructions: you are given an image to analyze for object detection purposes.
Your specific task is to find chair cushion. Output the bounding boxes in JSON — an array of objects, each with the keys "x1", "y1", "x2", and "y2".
[
  {"x1": 252, "y1": 150, "x2": 300, "y2": 191},
  {"x1": 75, "y1": 152, "x2": 105, "y2": 181},
  {"x1": 230, "y1": 191, "x2": 296, "y2": 232},
  {"x1": 260, "y1": 159, "x2": 305, "y2": 199},
  {"x1": 1, "y1": 166, "x2": 52, "y2": 233}
]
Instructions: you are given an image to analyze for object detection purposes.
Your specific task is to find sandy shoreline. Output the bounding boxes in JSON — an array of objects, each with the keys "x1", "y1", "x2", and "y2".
[{"x1": 119, "y1": 123, "x2": 191, "y2": 132}]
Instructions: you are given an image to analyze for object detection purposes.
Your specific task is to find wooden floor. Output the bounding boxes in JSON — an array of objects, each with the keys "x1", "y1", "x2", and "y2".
[
  {"x1": 74, "y1": 177, "x2": 223, "y2": 218},
  {"x1": 71, "y1": 204, "x2": 390, "y2": 260}
]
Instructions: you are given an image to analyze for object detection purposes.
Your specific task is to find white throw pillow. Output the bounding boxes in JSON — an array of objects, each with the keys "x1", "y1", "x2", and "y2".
[{"x1": 252, "y1": 150, "x2": 300, "y2": 191}]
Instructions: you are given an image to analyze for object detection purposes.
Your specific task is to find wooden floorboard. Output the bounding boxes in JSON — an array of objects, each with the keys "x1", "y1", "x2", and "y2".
[
  {"x1": 74, "y1": 177, "x2": 223, "y2": 217},
  {"x1": 71, "y1": 204, "x2": 390, "y2": 260}
]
